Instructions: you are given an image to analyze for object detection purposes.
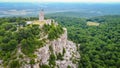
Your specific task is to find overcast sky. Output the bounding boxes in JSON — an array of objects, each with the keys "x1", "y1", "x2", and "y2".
[{"x1": 0, "y1": 0, "x2": 120, "y2": 3}]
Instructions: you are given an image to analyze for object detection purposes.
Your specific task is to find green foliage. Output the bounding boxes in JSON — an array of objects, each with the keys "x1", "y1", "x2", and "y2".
[
  {"x1": 49, "y1": 45, "x2": 53, "y2": 53},
  {"x1": 67, "y1": 65, "x2": 71, "y2": 68},
  {"x1": 17, "y1": 20, "x2": 26, "y2": 27},
  {"x1": 43, "y1": 23, "x2": 64, "y2": 41},
  {"x1": 9, "y1": 60, "x2": 20, "y2": 68},
  {"x1": 17, "y1": 24, "x2": 40, "y2": 42},
  {"x1": 1, "y1": 40, "x2": 17, "y2": 51},
  {"x1": 43, "y1": 24, "x2": 51, "y2": 33},
  {"x1": 21, "y1": 39, "x2": 35, "y2": 55},
  {"x1": 63, "y1": 48, "x2": 66, "y2": 55},
  {"x1": 0, "y1": 17, "x2": 42, "y2": 66},
  {"x1": 49, "y1": 45, "x2": 56, "y2": 67},
  {"x1": 49, "y1": 53, "x2": 56, "y2": 68},
  {"x1": 29, "y1": 59, "x2": 35, "y2": 64},
  {"x1": 56, "y1": 53, "x2": 64, "y2": 60},
  {"x1": 21, "y1": 38, "x2": 43, "y2": 56},
  {"x1": 51, "y1": 16, "x2": 120, "y2": 68},
  {"x1": 56, "y1": 48, "x2": 66, "y2": 60},
  {"x1": 40, "y1": 64, "x2": 50, "y2": 68},
  {"x1": 3, "y1": 23, "x2": 14, "y2": 30},
  {"x1": 49, "y1": 45, "x2": 56, "y2": 68}
]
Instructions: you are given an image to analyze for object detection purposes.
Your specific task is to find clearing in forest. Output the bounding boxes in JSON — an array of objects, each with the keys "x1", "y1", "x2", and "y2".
[{"x1": 87, "y1": 21, "x2": 100, "y2": 26}]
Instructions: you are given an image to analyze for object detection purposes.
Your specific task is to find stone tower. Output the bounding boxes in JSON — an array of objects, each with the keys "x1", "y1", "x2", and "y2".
[{"x1": 39, "y1": 9, "x2": 44, "y2": 21}]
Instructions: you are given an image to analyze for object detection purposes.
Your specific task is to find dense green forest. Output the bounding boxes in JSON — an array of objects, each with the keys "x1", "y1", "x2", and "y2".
[{"x1": 49, "y1": 15, "x2": 120, "y2": 68}]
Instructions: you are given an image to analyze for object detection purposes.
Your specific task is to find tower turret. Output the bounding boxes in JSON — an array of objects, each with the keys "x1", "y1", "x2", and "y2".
[{"x1": 39, "y1": 9, "x2": 44, "y2": 21}]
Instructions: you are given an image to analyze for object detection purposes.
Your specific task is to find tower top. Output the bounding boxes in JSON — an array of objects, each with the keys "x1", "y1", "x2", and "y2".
[{"x1": 39, "y1": 9, "x2": 44, "y2": 21}]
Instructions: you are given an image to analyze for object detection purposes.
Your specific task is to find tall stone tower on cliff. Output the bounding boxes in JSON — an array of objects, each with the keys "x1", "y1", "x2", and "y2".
[{"x1": 39, "y1": 9, "x2": 44, "y2": 21}]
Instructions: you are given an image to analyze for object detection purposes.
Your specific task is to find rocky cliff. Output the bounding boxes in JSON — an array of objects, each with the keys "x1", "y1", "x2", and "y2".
[{"x1": 22, "y1": 28, "x2": 80, "y2": 68}]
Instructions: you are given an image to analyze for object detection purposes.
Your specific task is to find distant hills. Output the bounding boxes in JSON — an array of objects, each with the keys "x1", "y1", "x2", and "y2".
[{"x1": 0, "y1": 2, "x2": 120, "y2": 17}]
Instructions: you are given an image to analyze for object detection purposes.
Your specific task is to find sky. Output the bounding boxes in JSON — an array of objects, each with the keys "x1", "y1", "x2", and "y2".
[{"x1": 0, "y1": 0, "x2": 120, "y2": 3}]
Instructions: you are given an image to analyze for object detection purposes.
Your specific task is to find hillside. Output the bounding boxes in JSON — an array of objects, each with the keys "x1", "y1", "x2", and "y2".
[
  {"x1": 51, "y1": 15, "x2": 120, "y2": 68},
  {"x1": 0, "y1": 17, "x2": 80, "y2": 68}
]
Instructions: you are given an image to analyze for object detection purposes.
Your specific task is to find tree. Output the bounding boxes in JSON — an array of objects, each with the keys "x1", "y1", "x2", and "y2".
[{"x1": 10, "y1": 60, "x2": 20, "y2": 68}]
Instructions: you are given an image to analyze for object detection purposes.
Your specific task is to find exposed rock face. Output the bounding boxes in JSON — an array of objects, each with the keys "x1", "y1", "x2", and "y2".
[{"x1": 28, "y1": 28, "x2": 80, "y2": 68}]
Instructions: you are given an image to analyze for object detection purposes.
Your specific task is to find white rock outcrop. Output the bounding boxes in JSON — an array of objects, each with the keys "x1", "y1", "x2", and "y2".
[{"x1": 29, "y1": 28, "x2": 80, "y2": 68}]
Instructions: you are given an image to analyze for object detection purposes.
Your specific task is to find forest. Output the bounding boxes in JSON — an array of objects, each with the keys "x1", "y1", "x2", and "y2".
[
  {"x1": 0, "y1": 15, "x2": 120, "y2": 68},
  {"x1": 50, "y1": 15, "x2": 120, "y2": 68}
]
